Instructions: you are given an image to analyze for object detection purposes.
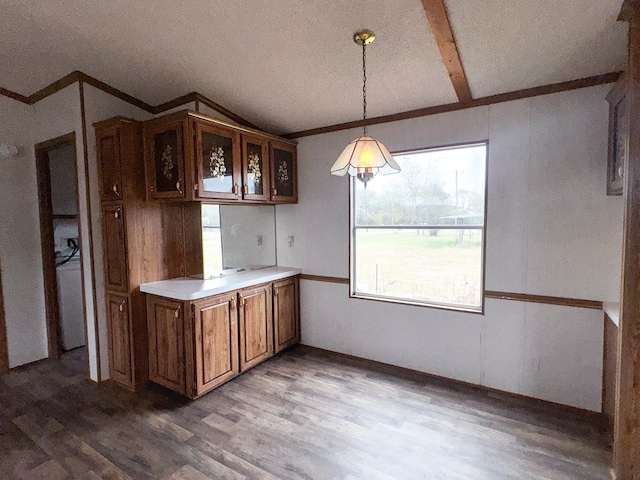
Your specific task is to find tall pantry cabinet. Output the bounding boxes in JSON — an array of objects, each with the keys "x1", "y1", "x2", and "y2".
[{"x1": 95, "y1": 117, "x2": 202, "y2": 389}]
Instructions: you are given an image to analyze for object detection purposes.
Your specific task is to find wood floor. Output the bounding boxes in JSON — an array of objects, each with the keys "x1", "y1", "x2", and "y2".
[{"x1": 0, "y1": 346, "x2": 610, "y2": 479}]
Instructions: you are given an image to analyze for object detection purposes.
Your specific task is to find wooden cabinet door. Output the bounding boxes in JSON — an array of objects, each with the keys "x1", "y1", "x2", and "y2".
[
  {"x1": 107, "y1": 293, "x2": 132, "y2": 388},
  {"x1": 96, "y1": 125, "x2": 123, "y2": 202},
  {"x1": 144, "y1": 119, "x2": 187, "y2": 200},
  {"x1": 238, "y1": 284, "x2": 273, "y2": 372},
  {"x1": 101, "y1": 204, "x2": 128, "y2": 292},
  {"x1": 270, "y1": 141, "x2": 297, "y2": 203},
  {"x1": 147, "y1": 296, "x2": 185, "y2": 394},
  {"x1": 191, "y1": 293, "x2": 239, "y2": 396},
  {"x1": 241, "y1": 134, "x2": 270, "y2": 202},
  {"x1": 195, "y1": 121, "x2": 241, "y2": 200},
  {"x1": 273, "y1": 277, "x2": 300, "y2": 353}
]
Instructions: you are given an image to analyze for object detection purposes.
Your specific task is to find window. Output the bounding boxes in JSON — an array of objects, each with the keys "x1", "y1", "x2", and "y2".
[{"x1": 350, "y1": 142, "x2": 487, "y2": 312}]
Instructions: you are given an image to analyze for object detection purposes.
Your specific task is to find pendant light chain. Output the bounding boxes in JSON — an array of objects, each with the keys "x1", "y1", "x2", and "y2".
[{"x1": 362, "y1": 42, "x2": 368, "y2": 136}]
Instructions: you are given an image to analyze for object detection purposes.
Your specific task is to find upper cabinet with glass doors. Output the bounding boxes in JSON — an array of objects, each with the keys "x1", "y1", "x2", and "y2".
[{"x1": 143, "y1": 111, "x2": 296, "y2": 204}]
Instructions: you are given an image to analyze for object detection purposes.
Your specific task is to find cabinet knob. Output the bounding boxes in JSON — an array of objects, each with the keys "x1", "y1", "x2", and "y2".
[
  {"x1": 112, "y1": 183, "x2": 120, "y2": 196},
  {"x1": 176, "y1": 180, "x2": 183, "y2": 194},
  {"x1": 114, "y1": 209, "x2": 120, "y2": 219},
  {"x1": 231, "y1": 297, "x2": 237, "y2": 309},
  {"x1": 118, "y1": 300, "x2": 126, "y2": 312},
  {"x1": 272, "y1": 187, "x2": 277, "y2": 197},
  {"x1": 243, "y1": 184, "x2": 248, "y2": 196},
  {"x1": 233, "y1": 184, "x2": 239, "y2": 196},
  {"x1": 174, "y1": 306, "x2": 181, "y2": 318}
]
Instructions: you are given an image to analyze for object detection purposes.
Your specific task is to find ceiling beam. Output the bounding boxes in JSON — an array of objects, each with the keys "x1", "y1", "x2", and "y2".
[
  {"x1": 283, "y1": 71, "x2": 621, "y2": 139},
  {"x1": 420, "y1": 0, "x2": 472, "y2": 103}
]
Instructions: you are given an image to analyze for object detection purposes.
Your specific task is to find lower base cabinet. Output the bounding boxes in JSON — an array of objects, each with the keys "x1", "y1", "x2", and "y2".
[{"x1": 146, "y1": 276, "x2": 298, "y2": 398}]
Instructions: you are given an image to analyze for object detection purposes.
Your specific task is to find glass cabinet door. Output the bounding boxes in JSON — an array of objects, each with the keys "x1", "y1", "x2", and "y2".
[
  {"x1": 146, "y1": 121, "x2": 186, "y2": 199},
  {"x1": 270, "y1": 141, "x2": 297, "y2": 203},
  {"x1": 241, "y1": 135, "x2": 269, "y2": 202},
  {"x1": 196, "y1": 122, "x2": 241, "y2": 200}
]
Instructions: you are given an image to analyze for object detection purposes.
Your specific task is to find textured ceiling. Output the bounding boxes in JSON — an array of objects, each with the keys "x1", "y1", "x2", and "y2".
[{"x1": 0, "y1": 0, "x2": 628, "y2": 135}]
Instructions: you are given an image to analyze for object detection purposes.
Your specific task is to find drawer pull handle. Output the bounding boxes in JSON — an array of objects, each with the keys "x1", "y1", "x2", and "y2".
[
  {"x1": 114, "y1": 209, "x2": 120, "y2": 219},
  {"x1": 232, "y1": 184, "x2": 239, "y2": 196},
  {"x1": 174, "y1": 307, "x2": 180, "y2": 319},
  {"x1": 243, "y1": 184, "x2": 248, "y2": 196}
]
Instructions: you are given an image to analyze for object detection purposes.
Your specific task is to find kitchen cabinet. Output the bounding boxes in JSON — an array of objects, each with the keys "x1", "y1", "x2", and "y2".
[
  {"x1": 143, "y1": 271, "x2": 299, "y2": 399},
  {"x1": 195, "y1": 121, "x2": 242, "y2": 200},
  {"x1": 106, "y1": 293, "x2": 132, "y2": 387},
  {"x1": 147, "y1": 296, "x2": 185, "y2": 394},
  {"x1": 242, "y1": 134, "x2": 270, "y2": 202},
  {"x1": 95, "y1": 117, "x2": 198, "y2": 391},
  {"x1": 270, "y1": 140, "x2": 298, "y2": 203},
  {"x1": 273, "y1": 276, "x2": 300, "y2": 353},
  {"x1": 142, "y1": 110, "x2": 297, "y2": 204},
  {"x1": 101, "y1": 204, "x2": 128, "y2": 292},
  {"x1": 191, "y1": 292, "x2": 239, "y2": 396},
  {"x1": 238, "y1": 283, "x2": 273, "y2": 372},
  {"x1": 96, "y1": 125, "x2": 123, "y2": 202}
]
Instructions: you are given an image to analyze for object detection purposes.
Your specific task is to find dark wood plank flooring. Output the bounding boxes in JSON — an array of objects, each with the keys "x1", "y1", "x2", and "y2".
[{"x1": 0, "y1": 346, "x2": 610, "y2": 479}]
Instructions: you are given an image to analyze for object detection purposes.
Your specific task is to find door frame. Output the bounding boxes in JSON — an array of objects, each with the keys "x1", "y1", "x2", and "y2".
[
  {"x1": 34, "y1": 132, "x2": 85, "y2": 360},
  {"x1": 0, "y1": 254, "x2": 8, "y2": 373}
]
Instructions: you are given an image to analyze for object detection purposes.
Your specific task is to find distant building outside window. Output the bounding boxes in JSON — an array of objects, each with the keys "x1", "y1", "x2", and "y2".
[{"x1": 350, "y1": 142, "x2": 488, "y2": 312}]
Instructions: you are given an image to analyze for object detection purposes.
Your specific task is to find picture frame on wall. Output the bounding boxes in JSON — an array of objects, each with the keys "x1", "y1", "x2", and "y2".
[{"x1": 607, "y1": 77, "x2": 627, "y2": 196}]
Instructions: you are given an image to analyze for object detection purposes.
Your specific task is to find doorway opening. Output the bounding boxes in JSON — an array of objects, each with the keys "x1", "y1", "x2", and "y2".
[{"x1": 35, "y1": 133, "x2": 88, "y2": 364}]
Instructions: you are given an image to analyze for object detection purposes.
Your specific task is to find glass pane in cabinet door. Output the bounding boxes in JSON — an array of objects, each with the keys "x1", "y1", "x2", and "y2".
[
  {"x1": 273, "y1": 149, "x2": 294, "y2": 197},
  {"x1": 246, "y1": 142, "x2": 265, "y2": 195},
  {"x1": 154, "y1": 130, "x2": 181, "y2": 192},
  {"x1": 202, "y1": 131, "x2": 234, "y2": 194}
]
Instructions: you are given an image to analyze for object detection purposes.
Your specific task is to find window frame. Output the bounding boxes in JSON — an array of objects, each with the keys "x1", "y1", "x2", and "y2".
[{"x1": 348, "y1": 140, "x2": 489, "y2": 314}]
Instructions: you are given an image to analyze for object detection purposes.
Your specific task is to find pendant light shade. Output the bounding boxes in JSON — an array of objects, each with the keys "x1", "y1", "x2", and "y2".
[
  {"x1": 331, "y1": 135, "x2": 401, "y2": 183},
  {"x1": 330, "y1": 29, "x2": 400, "y2": 186}
]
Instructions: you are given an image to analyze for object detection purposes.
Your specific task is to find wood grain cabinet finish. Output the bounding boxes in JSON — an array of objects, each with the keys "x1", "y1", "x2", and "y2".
[
  {"x1": 145, "y1": 276, "x2": 298, "y2": 399},
  {"x1": 238, "y1": 283, "x2": 274, "y2": 372},
  {"x1": 101, "y1": 204, "x2": 128, "y2": 292},
  {"x1": 273, "y1": 276, "x2": 300, "y2": 353},
  {"x1": 195, "y1": 121, "x2": 242, "y2": 200},
  {"x1": 147, "y1": 296, "x2": 185, "y2": 394},
  {"x1": 106, "y1": 293, "x2": 132, "y2": 387},
  {"x1": 143, "y1": 117, "x2": 189, "y2": 200},
  {"x1": 241, "y1": 134, "x2": 270, "y2": 202},
  {"x1": 142, "y1": 110, "x2": 297, "y2": 204},
  {"x1": 190, "y1": 293, "x2": 239, "y2": 397},
  {"x1": 96, "y1": 125, "x2": 123, "y2": 202},
  {"x1": 96, "y1": 117, "x2": 199, "y2": 391},
  {"x1": 270, "y1": 140, "x2": 298, "y2": 203}
]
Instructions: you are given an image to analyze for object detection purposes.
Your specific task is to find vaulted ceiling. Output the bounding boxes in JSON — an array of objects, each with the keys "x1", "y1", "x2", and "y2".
[{"x1": 0, "y1": 0, "x2": 628, "y2": 135}]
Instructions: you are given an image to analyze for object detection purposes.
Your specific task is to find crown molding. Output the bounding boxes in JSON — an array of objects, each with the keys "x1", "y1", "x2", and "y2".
[
  {"x1": 284, "y1": 71, "x2": 622, "y2": 139},
  {"x1": 0, "y1": 71, "x2": 259, "y2": 131}
]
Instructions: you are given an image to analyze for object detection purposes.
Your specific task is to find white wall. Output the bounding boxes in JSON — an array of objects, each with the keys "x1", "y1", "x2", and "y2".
[
  {"x1": 0, "y1": 97, "x2": 46, "y2": 368},
  {"x1": 276, "y1": 84, "x2": 622, "y2": 411}
]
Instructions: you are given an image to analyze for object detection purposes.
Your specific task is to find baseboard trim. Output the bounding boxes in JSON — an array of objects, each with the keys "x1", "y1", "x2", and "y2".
[{"x1": 295, "y1": 344, "x2": 606, "y2": 422}]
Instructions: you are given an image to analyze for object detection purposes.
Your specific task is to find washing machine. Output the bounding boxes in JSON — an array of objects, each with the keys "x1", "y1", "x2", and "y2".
[{"x1": 56, "y1": 258, "x2": 86, "y2": 350}]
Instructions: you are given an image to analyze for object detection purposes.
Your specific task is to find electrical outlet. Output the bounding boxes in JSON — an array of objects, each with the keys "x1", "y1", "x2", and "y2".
[
  {"x1": 288, "y1": 235, "x2": 295, "y2": 248},
  {"x1": 530, "y1": 356, "x2": 540, "y2": 370}
]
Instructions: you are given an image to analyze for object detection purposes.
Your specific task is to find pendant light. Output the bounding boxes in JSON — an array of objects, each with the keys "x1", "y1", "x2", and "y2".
[{"x1": 330, "y1": 29, "x2": 400, "y2": 186}]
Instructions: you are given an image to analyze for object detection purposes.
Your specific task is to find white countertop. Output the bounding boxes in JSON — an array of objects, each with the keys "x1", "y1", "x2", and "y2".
[
  {"x1": 604, "y1": 302, "x2": 620, "y2": 327},
  {"x1": 140, "y1": 266, "x2": 301, "y2": 301}
]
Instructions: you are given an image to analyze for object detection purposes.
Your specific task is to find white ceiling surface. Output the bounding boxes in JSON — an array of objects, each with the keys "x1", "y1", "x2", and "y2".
[
  {"x1": 0, "y1": 0, "x2": 628, "y2": 135},
  {"x1": 448, "y1": 0, "x2": 628, "y2": 98}
]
